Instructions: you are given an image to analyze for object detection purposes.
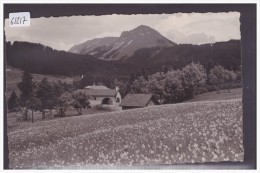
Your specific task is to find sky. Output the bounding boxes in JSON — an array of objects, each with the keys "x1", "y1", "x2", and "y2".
[{"x1": 5, "y1": 12, "x2": 241, "y2": 51}]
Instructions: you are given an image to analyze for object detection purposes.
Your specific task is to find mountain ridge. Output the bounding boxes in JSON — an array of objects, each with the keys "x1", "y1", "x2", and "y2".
[
  {"x1": 69, "y1": 25, "x2": 176, "y2": 60},
  {"x1": 124, "y1": 39, "x2": 241, "y2": 72}
]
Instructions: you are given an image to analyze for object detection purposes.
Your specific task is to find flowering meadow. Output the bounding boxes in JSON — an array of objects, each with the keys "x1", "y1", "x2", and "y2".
[{"x1": 8, "y1": 99, "x2": 243, "y2": 168}]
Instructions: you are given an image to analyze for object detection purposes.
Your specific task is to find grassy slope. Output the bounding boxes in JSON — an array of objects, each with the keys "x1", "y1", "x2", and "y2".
[
  {"x1": 186, "y1": 88, "x2": 242, "y2": 102},
  {"x1": 8, "y1": 99, "x2": 243, "y2": 168}
]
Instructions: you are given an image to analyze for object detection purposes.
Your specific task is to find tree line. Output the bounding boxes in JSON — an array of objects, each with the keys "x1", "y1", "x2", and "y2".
[
  {"x1": 8, "y1": 63, "x2": 242, "y2": 121},
  {"x1": 8, "y1": 69, "x2": 90, "y2": 122},
  {"x1": 113, "y1": 63, "x2": 242, "y2": 104}
]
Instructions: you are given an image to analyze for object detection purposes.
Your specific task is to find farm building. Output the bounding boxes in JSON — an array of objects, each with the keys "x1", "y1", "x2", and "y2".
[
  {"x1": 120, "y1": 94, "x2": 158, "y2": 110},
  {"x1": 75, "y1": 85, "x2": 121, "y2": 106},
  {"x1": 84, "y1": 84, "x2": 109, "y2": 90}
]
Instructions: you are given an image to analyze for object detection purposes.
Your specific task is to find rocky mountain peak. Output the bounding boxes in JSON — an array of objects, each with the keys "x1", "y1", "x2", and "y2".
[
  {"x1": 69, "y1": 25, "x2": 176, "y2": 60},
  {"x1": 120, "y1": 25, "x2": 158, "y2": 38}
]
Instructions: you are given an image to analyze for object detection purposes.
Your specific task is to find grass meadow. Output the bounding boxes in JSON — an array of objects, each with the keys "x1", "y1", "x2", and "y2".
[{"x1": 8, "y1": 96, "x2": 243, "y2": 168}]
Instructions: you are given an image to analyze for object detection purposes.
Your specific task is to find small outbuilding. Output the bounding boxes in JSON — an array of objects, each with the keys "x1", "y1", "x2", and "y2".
[{"x1": 120, "y1": 93, "x2": 158, "y2": 110}]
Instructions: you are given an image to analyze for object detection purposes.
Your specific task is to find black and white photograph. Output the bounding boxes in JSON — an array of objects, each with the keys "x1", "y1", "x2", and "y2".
[{"x1": 3, "y1": 3, "x2": 256, "y2": 170}]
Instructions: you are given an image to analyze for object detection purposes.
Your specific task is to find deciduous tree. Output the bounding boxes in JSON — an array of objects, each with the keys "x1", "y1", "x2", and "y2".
[
  {"x1": 27, "y1": 97, "x2": 42, "y2": 123},
  {"x1": 57, "y1": 92, "x2": 73, "y2": 117},
  {"x1": 148, "y1": 72, "x2": 166, "y2": 103},
  {"x1": 181, "y1": 63, "x2": 207, "y2": 99},
  {"x1": 208, "y1": 65, "x2": 226, "y2": 91},
  {"x1": 164, "y1": 70, "x2": 185, "y2": 103},
  {"x1": 130, "y1": 76, "x2": 149, "y2": 94},
  {"x1": 71, "y1": 92, "x2": 90, "y2": 115},
  {"x1": 224, "y1": 69, "x2": 237, "y2": 92}
]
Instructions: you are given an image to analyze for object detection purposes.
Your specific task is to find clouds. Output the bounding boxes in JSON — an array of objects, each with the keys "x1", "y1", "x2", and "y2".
[
  {"x1": 4, "y1": 12, "x2": 240, "y2": 51},
  {"x1": 165, "y1": 30, "x2": 216, "y2": 45},
  {"x1": 154, "y1": 12, "x2": 240, "y2": 44}
]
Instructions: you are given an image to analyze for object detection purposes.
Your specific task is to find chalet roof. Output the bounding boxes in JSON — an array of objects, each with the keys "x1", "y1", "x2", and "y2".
[
  {"x1": 76, "y1": 89, "x2": 117, "y2": 97},
  {"x1": 120, "y1": 94, "x2": 154, "y2": 107},
  {"x1": 85, "y1": 85, "x2": 109, "y2": 90}
]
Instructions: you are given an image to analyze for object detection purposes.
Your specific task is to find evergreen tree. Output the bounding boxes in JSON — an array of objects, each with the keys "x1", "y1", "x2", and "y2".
[
  {"x1": 7, "y1": 91, "x2": 19, "y2": 111},
  {"x1": 206, "y1": 59, "x2": 215, "y2": 73},
  {"x1": 17, "y1": 69, "x2": 35, "y2": 105},
  {"x1": 17, "y1": 69, "x2": 35, "y2": 120},
  {"x1": 36, "y1": 78, "x2": 56, "y2": 119}
]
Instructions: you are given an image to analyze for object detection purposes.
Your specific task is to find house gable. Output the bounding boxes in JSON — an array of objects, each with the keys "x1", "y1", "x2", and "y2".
[{"x1": 120, "y1": 93, "x2": 158, "y2": 109}]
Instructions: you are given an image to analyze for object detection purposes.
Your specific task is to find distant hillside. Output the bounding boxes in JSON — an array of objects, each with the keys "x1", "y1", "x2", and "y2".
[
  {"x1": 69, "y1": 25, "x2": 176, "y2": 60},
  {"x1": 6, "y1": 38, "x2": 241, "y2": 80},
  {"x1": 6, "y1": 41, "x2": 137, "y2": 78},
  {"x1": 8, "y1": 99, "x2": 243, "y2": 168},
  {"x1": 125, "y1": 40, "x2": 241, "y2": 72}
]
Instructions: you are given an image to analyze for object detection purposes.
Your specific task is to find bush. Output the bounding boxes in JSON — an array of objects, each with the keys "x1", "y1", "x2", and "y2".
[
  {"x1": 194, "y1": 86, "x2": 208, "y2": 95},
  {"x1": 206, "y1": 85, "x2": 219, "y2": 92},
  {"x1": 93, "y1": 105, "x2": 113, "y2": 111}
]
